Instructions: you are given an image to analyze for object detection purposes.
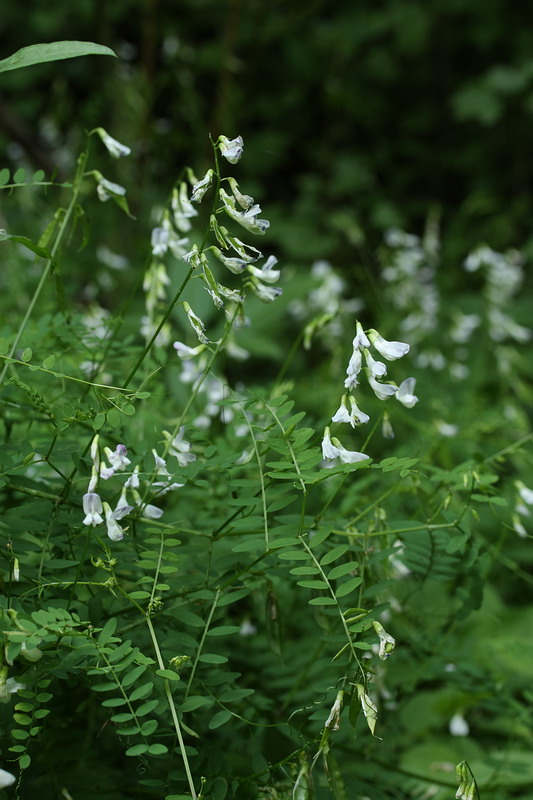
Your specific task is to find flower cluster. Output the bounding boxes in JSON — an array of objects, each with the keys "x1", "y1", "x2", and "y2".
[
  {"x1": 81, "y1": 433, "x2": 192, "y2": 540},
  {"x1": 464, "y1": 244, "x2": 531, "y2": 344},
  {"x1": 322, "y1": 320, "x2": 418, "y2": 463}
]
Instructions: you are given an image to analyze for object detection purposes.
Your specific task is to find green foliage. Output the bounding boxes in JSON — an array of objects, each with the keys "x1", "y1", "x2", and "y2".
[{"x1": 1, "y1": 27, "x2": 533, "y2": 800}]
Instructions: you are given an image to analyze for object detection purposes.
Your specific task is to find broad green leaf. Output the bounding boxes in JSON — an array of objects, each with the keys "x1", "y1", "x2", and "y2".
[
  {"x1": 328, "y1": 562, "x2": 359, "y2": 580},
  {"x1": 320, "y1": 545, "x2": 349, "y2": 565},
  {"x1": 148, "y1": 743, "x2": 168, "y2": 755},
  {"x1": 0, "y1": 168, "x2": 9, "y2": 185},
  {"x1": 129, "y1": 682, "x2": 153, "y2": 702},
  {"x1": 126, "y1": 744, "x2": 148, "y2": 757},
  {"x1": 0, "y1": 41, "x2": 116, "y2": 74},
  {"x1": 335, "y1": 577, "x2": 363, "y2": 598},
  {"x1": 308, "y1": 596, "x2": 336, "y2": 606},
  {"x1": 209, "y1": 710, "x2": 232, "y2": 730}
]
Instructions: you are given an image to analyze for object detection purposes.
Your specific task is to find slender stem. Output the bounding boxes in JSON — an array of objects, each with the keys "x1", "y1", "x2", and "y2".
[
  {"x1": 145, "y1": 615, "x2": 198, "y2": 800},
  {"x1": 0, "y1": 149, "x2": 89, "y2": 387}
]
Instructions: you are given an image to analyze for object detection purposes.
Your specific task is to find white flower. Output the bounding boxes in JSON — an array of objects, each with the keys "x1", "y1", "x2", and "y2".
[
  {"x1": 364, "y1": 349, "x2": 387, "y2": 377},
  {"x1": 332, "y1": 396, "x2": 351, "y2": 425},
  {"x1": 395, "y1": 377, "x2": 419, "y2": 408},
  {"x1": 219, "y1": 189, "x2": 270, "y2": 235},
  {"x1": 435, "y1": 421, "x2": 458, "y2": 437},
  {"x1": 173, "y1": 341, "x2": 206, "y2": 359},
  {"x1": 0, "y1": 768, "x2": 16, "y2": 788},
  {"x1": 247, "y1": 255, "x2": 280, "y2": 284},
  {"x1": 516, "y1": 481, "x2": 533, "y2": 506},
  {"x1": 325, "y1": 690, "x2": 344, "y2": 730},
  {"x1": 248, "y1": 280, "x2": 282, "y2": 302},
  {"x1": 368, "y1": 329, "x2": 410, "y2": 360},
  {"x1": 218, "y1": 134, "x2": 244, "y2": 164},
  {"x1": 210, "y1": 246, "x2": 248, "y2": 274},
  {"x1": 99, "y1": 460, "x2": 115, "y2": 480},
  {"x1": 352, "y1": 321, "x2": 370, "y2": 350},
  {"x1": 355, "y1": 684, "x2": 378, "y2": 736},
  {"x1": 151, "y1": 227, "x2": 169, "y2": 256},
  {"x1": 372, "y1": 621, "x2": 396, "y2": 659},
  {"x1": 513, "y1": 514, "x2": 528, "y2": 537},
  {"x1": 350, "y1": 395, "x2": 370, "y2": 428},
  {"x1": 226, "y1": 236, "x2": 263, "y2": 262},
  {"x1": 96, "y1": 176, "x2": 126, "y2": 202},
  {"x1": 104, "y1": 444, "x2": 131, "y2": 471},
  {"x1": 124, "y1": 465, "x2": 140, "y2": 489},
  {"x1": 334, "y1": 441, "x2": 369, "y2": 464},
  {"x1": 344, "y1": 348, "x2": 362, "y2": 390},
  {"x1": 103, "y1": 501, "x2": 128, "y2": 542},
  {"x1": 0, "y1": 676, "x2": 26, "y2": 704},
  {"x1": 141, "y1": 501, "x2": 164, "y2": 519},
  {"x1": 152, "y1": 449, "x2": 171, "y2": 478},
  {"x1": 226, "y1": 177, "x2": 254, "y2": 209},
  {"x1": 163, "y1": 428, "x2": 196, "y2": 466},
  {"x1": 183, "y1": 302, "x2": 209, "y2": 344},
  {"x1": 449, "y1": 712, "x2": 469, "y2": 737},
  {"x1": 94, "y1": 127, "x2": 131, "y2": 158},
  {"x1": 82, "y1": 492, "x2": 104, "y2": 526},
  {"x1": 321, "y1": 427, "x2": 340, "y2": 460},
  {"x1": 368, "y1": 375, "x2": 398, "y2": 400},
  {"x1": 191, "y1": 169, "x2": 214, "y2": 202},
  {"x1": 332, "y1": 395, "x2": 369, "y2": 427}
]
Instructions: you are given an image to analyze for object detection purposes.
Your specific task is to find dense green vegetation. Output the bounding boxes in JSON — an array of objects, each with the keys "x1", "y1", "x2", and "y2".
[{"x1": 0, "y1": 8, "x2": 532, "y2": 799}]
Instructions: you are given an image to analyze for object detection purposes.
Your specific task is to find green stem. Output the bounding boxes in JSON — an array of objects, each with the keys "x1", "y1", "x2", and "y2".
[
  {"x1": 0, "y1": 148, "x2": 89, "y2": 387},
  {"x1": 145, "y1": 615, "x2": 198, "y2": 800}
]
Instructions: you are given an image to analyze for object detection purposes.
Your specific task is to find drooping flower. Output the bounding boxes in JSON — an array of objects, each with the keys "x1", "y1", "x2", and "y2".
[
  {"x1": 82, "y1": 492, "x2": 104, "y2": 527},
  {"x1": 364, "y1": 349, "x2": 387, "y2": 378},
  {"x1": 163, "y1": 428, "x2": 196, "y2": 466},
  {"x1": 372, "y1": 621, "x2": 396, "y2": 660},
  {"x1": 344, "y1": 348, "x2": 362, "y2": 390},
  {"x1": 218, "y1": 135, "x2": 244, "y2": 164},
  {"x1": 516, "y1": 481, "x2": 533, "y2": 506},
  {"x1": 103, "y1": 501, "x2": 129, "y2": 542},
  {"x1": 367, "y1": 329, "x2": 410, "y2": 360},
  {"x1": 93, "y1": 127, "x2": 131, "y2": 158},
  {"x1": 226, "y1": 177, "x2": 254, "y2": 209},
  {"x1": 395, "y1": 377, "x2": 419, "y2": 408},
  {"x1": 96, "y1": 175, "x2": 127, "y2": 202},
  {"x1": 352, "y1": 320, "x2": 370, "y2": 350},
  {"x1": 334, "y1": 441, "x2": 369, "y2": 464},
  {"x1": 219, "y1": 189, "x2": 270, "y2": 235},
  {"x1": 248, "y1": 279, "x2": 282, "y2": 303},
  {"x1": 191, "y1": 169, "x2": 214, "y2": 202},
  {"x1": 325, "y1": 689, "x2": 344, "y2": 730},
  {"x1": 321, "y1": 427, "x2": 340, "y2": 460},
  {"x1": 332, "y1": 395, "x2": 369, "y2": 427},
  {"x1": 209, "y1": 246, "x2": 248, "y2": 274},
  {"x1": 368, "y1": 374, "x2": 398, "y2": 401},
  {"x1": 173, "y1": 341, "x2": 206, "y2": 359},
  {"x1": 246, "y1": 255, "x2": 280, "y2": 284},
  {"x1": 104, "y1": 444, "x2": 131, "y2": 471},
  {"x1": 183, "y1": 302, "x2": 209, "y2": 344},
  {"x1": 354, "y1": 683, "x2": 378, "y2": 736}
]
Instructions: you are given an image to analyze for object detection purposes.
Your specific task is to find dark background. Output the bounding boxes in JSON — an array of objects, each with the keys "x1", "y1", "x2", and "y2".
[{"x1": 2, "y1": 0, "x2": 533, "y2": 277}]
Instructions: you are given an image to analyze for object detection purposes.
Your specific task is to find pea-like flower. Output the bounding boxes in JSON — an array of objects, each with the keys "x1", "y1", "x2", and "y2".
[
  {"x1": 218, "y1": 135, "x2": 244, "y2": 164},
  {"x1": 83, "y1": 492, "x2": 104, "y2": 526},
  {"x1": 395, "y1": 377, "x2": 419, "y2": 408},
  {"x1": 93, "y1": 127, "x2": 131, "y2": 158},
  {"x1": 367, "y1": 329, "x2": 410, "y2": 360},
  {"x1": 103, "y1": 501, "x2": 130, "y2": 542},
  {"x1": 104, "y1": 444, "x2": 131, "y2": 471},
  {"x1": 368, "y1": 375, "x2": 398, "y2": 401},
  {"x1": 321, "y1": 427, "x2": 369, "y2": 463}
]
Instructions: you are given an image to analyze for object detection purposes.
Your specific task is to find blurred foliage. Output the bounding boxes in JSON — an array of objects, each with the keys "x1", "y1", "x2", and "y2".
[{"x1": 2, "y1": 0, "x2": 533, "y2": 269}]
